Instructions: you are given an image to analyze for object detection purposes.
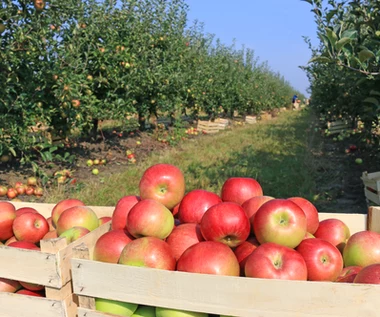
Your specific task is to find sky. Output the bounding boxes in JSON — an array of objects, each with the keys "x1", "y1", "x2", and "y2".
[{"x1": 184, "y1": 0, "x2": 321, "y2": 97}]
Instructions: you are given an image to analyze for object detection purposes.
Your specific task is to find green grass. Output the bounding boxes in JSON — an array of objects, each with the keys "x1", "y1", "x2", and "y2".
[{"x1": 45, "y1": 109, "x2": 319, "y2": 206}]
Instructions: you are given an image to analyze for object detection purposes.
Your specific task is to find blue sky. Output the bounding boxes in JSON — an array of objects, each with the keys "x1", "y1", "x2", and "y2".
[{"x1": 184, "y1": 0, "x2": 320, "y2": 97}]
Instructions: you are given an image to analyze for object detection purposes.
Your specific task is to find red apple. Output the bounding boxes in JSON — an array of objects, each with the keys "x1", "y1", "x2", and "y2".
[
  {"x1": 93, "y1": 229, "x2": 133, "y2": 263},
  {"x1": 200, "y1": 202, "x2": 250, "y2": 247},
  {"x1": 56, "y1": 206, "x2": 99, "y2": 236},
  {"x1": 15, "y1": 185, "x2": 26, "y2": 196},
  {"x1": 51, "y1": 198, "x2": 86, "y2": 228},
  {"x1": 27, "y1": 177, "x2": 38, "y2": 187},
  {"x1": 118, "y1": 236, "x2": 176, "y2": 270},
  {"x1": 25, "y1": 186, "x2": 34, "y2": 196},
  {"x1": 46, "y1": 217, "x2": 54, "y2": 231},
  {"x1": 177, "y1": 241, "x2": 240, "y2": 276},
  {"x1": 253, "y1": 199, "x2": 307, "y2": 248},
  {"x1": 16, "y1": 289, "x2": 45, "y2": 297},
  {"x1": 287, "y1": 197, "x2": 319, "y2": 234},
  {"x1": 171, "y1": 203, "x2": 180, "y2": 218},
  {"x1": 4, "y1": 236, "x2": 17, "y2": 245},
  {"x1": 178, "y1": 189, "x2": 222, "y2": 224},
  {"x1": 314, "y1": 218, "x2": 350, "y2": 253},
  {"x1": 139, "y1": 163, "x2": 185, "y2": 210},
  {"x1": 353, "y1": 264, "x2": 380, "y2": 284},
  {"x1": 221, "y1": 177, "x2": 263, "y2": 205},
  {"x1": 233, "y1": 236, "x2": 260, "y2": 276},
  {"x1": 0, "y1": 201, "x2": 16, "y2": 241},
  {"x1": 127, "y1": 199, "x2": 174, "y2": 239},
  {"x1": 99, "y1": 216, "x2": 112, "y2": 226},
  {"x1": 303, "y1": 232, "x2": 315, "y2": 240},
  {"x1": 0, "y1": 278, "x2": 22, "y2": 293},
  {"x1": 296, "y1": 238, "x2": 343, "y2": 281},
  {"x1": 16, "y1": 207, "x2": 39, "y2": 216},
  {"x1": 343, "y1": 230, "x2": 380, "y2": 267},
  {"x1": 165, "y1": 223, "x2": 205, "y2": 261},
  {"x1": 336, "y1": 266, "x2": 362, "y2": 283},
  {"x1": 0, "y1": 185, "x2": 7, "y2": 197},
  {"x1": 245, "y1": 242, "x2": 308, "y2": 280},
  {"x1": 7, "y1": 188, "x2": 17, "y2": 199},
  {"x1": 42, "y1": 230, "x2": 58, "y2": 240},
  {"x1": 7, "y1": 241, "x2": 40, "y2": 250},
  {"x1": 19, "y1": 281, "x2": 44, "y2": 292},
  {"x1": 242, "y1": 196, "x2": 274, "y2": 234},
  {"x1": 111, "y1": 195, "x2": 140, "y2": 231},
  {"x1": 12, "y1": 212, "x2": 49, "y2": 243},
  {"x1": 59, "y1": 227, "x2": 90, "y2": 243}
]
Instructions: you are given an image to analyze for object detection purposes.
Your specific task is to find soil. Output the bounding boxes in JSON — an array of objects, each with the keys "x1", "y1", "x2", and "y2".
[{"x1": 0, "y1": 113, "x2": 379, "y2": 215}]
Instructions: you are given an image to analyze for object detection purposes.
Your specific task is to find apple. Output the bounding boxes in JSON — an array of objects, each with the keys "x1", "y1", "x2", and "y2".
[
  {"x1": 19, "y1": 281, "x2": 44, "y2": 291},
  {"x1": 336, "y1": 266, "x2": 362, "y2": 283},
  {"x1": 127, "y1": 199, "x2": 174, "y2": 239},
  {"x1": 118, "y1": 236, "x2": 176, "y2": 270},
  {"x1": 132, "y1": 305, "x2": 156, "y2": 317},
  {"x1": 27, "y1": 177, "x2": 37, "y2": 186},
  {"x1": 7, "y1": 188, "x2": 17, "y2": 199},
  {"x1": 303, "y1": 232, "x2": 315, "y2": 240},
  {"x1": 16, "y1": 207, "x2": 39, "y2": 216},
  {"x1": 95, "y1": 298, "x2": 138, "y2": 316},
  {"x1": 16, "y1": 289, "x2": 45, "y2": 297},
  {"x1": 59, "y1": 227, "x2": 90, "y2": 243},
  {"x1": 92, "y1": 168, "x2": 99, "y2": 175},
  {"x1": 314, "y1": 218, "x2": 350, "y2": 253},
  {"x1": 343, "y1": 230, "x2": 380, "y2": 267},
  {"x1": 221, "y1": 177, "x2": 263, "y2": 205},
  {"x1": 172, "y1": 203, "x2": 180, "y2": 218},
  {"x1": 34, "y1": 187, "x2": 43, "y2": 197},
  {"x1": 12, "y1": 212, "x2": 49, "y2": 243},
  {"x1": 287, "y1": 197, "x2": 319, "y2": 234},
  {"x1": 98, "y1": 216, "x2": 112, "y2": 225},
  {"x1": 111, "y1": 195, "x2": 141, "y2": 231},
  {"x1": 15, "y1": 185, "x2": 26, "y2": 196},
  {"x1": 0, "y1": 278, "x2": 21, "y2": 293},
  {"x1": 245, "y1": 242, "x2": 307, "y2": 280},
  {"x1": 7, "y1": 241, "x2": 40, "y2": 250},
  {"x1": 93, "y1": 159, "x2": 100, "y2": 165},
  {"x1": 355, "y1": 158, "x2": 363, "y2": 164},
  {"x1": 25, "y1": 186, "x2": 35, "y2": 196},
  {"x1": 71, "y1": 99, "x2": 81, "y2": 108},
  {"x1": 242, "y1": 195, "x2": 274, "y2": 232},
  {"x1": 4, "y1": 236, "x2": 17, "y2": 245},
  {"x1": 178, "y1": 189, "x2": 222, "y2": 224},
  {"x1": 42, "y1": 230, "x2": 58, "y2": 240},
  {"x1": 353, "y1": 263, "x2": 380, "y2": 284},
  {"x1": 86, "y1": 159, "x2": 94, "y2": 167},
  {"x1": 93, "y1": 229, "x2": 133, "y2": 263},
  {"x1": 51, "y1": 198, "x2": 86, "y2": 227},
  {"x1": 166, "y1": 223, "x2": 205, "y2": 261},
  {"x1": 253, "y1": 199, "x2": 307, "y2": 248},
  {"x1": 0, "y1": 201, "x2": 16, "y2": 241},
  {"x1": 200, "y1": 202, "x2": 250, "y2": 247},
  {"x1": 233, "y1": 236, "x2": 260, "y2": 276},
  {"x1": 296, "y1": 238, "x2": 343, "y2": 281},
  {"x1": 139, "y1": 163, "x2": 186, "y2": 210},
  {"x1": 177, "y1": 241, "x2": 240, "y2": 276},
  {"x1": 156, "y1": 307, "x2": 208, "y2": 317},
  {"x1": 56, "y1": 206, "x2": 99, "y2": 236},
  {"x1": 46, "y1": 217, "x2": 54, "y2": 231},
  {"x1": 0, "y1": 185, "x2": 7, "y2": 197}
]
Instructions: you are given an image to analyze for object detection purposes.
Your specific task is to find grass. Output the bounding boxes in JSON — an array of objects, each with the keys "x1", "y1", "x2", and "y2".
[{"x1": 45, "y1": 109, "x2": 319, "y2": 206}]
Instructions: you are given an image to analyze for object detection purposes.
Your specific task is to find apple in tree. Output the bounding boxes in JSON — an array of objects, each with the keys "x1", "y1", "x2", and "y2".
[
  {"x1": 253, "y1": 199, "x2": 307, "y2": 248},
  {"x1": 242, "y1": 195, "x2": 274, "y2": 233},
  {"x1": 12, "y1": 212, "x2": 49, "y2": 243},
  {"x1": 336, "y1": 266, "x2": 362, "y2": 283},
  {"x1": 111, "y1": 195, "x2": 141, "y2": 231},
  {"x1": 127, "y1": 199, "x2": 174, "y2": 239},
  {"x1": 51, "y1": 198, "x2": 86, "y2": 227},
  {"x1": 165, "y1": 223, "x2": 205, "y2": 261},
  {"x1": 287, "y1": 197, "x2": 319, "y2": 234},
  {"x1": 314, "y1": 218, "x2": 350, "y2": 253},
  {"x1": 0, "y1": 278, "x2": 21, "y2": 293},
  {"x1": 245, "y1": 242, "x2": 307, "y2": 280},
  {"x1": 221, "y1": 177, "x2": 263, "y2": 205},
  {"x1": 56, "y1": 206, "x2": 99, "y2": 236},
  {"x1": 95, "y1": 298, "x2": 138, "y2": 316},
  {"x1": 132, "y1": 305, "x2": 156, "y2": 317},
  {"x1": 343, "y1": 231, "x2": 380, "y2": 267},
  {"x1": 118, "y1": 236, "x2": 176, "y2": 271},
  {"x1": 93, "y1": 229, "x2": 133, "y2": 263},
  {"x1": 296, "y1": 238, "x2": 343, "y2": 281},
  {"x1": 139, "y1": 163, "x2": 185, "y2": 210},
  {"x1": 200, "y1": 202, "x2": 250, "y2": 247},
  {"x1": 156, "y1": 307, "x2": 208, "y2": 317},
  {"x1": 177, "y1": 241, "x2": 240, "y2": 276},
  {"x1": 0, "y1": 201, "x2": 16, "y2": 241},
  {"x1": 178, "y1": 189, "x2": 222, "y2": 224},
  {"x1": 353, "y1": 263, "x2": 380, "y2": 284},
  {"x1": 233, "y1": 236, "x2": 260, "y2": 276},
  {"x1": 59, "y1": 227, "x2": 90, "y2": 243}
]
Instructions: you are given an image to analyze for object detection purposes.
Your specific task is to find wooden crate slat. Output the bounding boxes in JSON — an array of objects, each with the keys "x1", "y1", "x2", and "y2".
[
  {"x1": 364, "y1": 188, "x2": 380, "y2": 205},
  {"x1": 245, "y1": 116, "x2": 257, "y2": 124},
  {"x1": 72, "y1": 258, "x2": 380, "y2": 317},
  {"x1": 362, "y1": 172, "x2": 380, "y2": 205}
]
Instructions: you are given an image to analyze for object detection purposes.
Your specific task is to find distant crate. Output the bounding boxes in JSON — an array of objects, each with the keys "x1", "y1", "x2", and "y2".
[
  {"x1": 245, "y1": 115, "x2": 257, "y2": 124},
  {"x1": 327, "y1": 119, "x2": 352, "y2": 135},
  {"x1": 259, "y1": 112, "x2": 272, "y2": 121},
  {"x1": 361, "y1": 171, "x2": 380, "y2": 205},
  {"x1": 197, "y1": 118, "x2": 229, "y2": 134}
]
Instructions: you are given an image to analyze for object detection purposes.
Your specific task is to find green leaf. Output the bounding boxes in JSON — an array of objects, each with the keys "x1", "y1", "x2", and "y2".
[
  {"x1": 341, "y1": 29, "x2": 357, "y2": 39},
  {"x1": 325, "y1": 27, "x2": 338, "y2": 46},
  {"x1": 308, "y1": 56, "x2": 332, "y2": 63},
  {"x1": 8, "y1": 147, "x2": 16, "y2": 157},
  {"x1": 358, "y1": 49, "x2": 375, "y2": 63},
  {"x1": 363, "y1": 97, "x2": 379, "y2": 106},
  {"x1": 326, "y1": 10, "x2": 338, "y2": 23},
  {"x1": 370, "y1": 90, "x2": 380, "y2": 97},
  {"x1": 336, "y1": 37, "x2": 352, "y2": 51}
]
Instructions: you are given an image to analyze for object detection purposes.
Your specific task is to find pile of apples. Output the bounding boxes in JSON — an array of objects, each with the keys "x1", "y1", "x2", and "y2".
[
  {"x1": 0, "y1": 199, "x2": 110, "y2": 297},
  {"x1": 0, "y1": 177, "x2": 43, "y2": 199},
  {"x1": 87, "y1": 163, "x2": 380, "y2": 317}
]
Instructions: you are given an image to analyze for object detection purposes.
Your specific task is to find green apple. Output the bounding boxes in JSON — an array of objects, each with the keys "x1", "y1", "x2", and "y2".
[
  {"x1": 156, "y1": 307, "x2": 208, "y2": 317},
  {"x1": 355, "y1": 158, "x2": 363, "y2": 164},
  {"x1": 95, "y1": 298, "x2": 138, "y2": 316},
  {"x1": 86, "y1": 159, "x2": 93, "y2": 167},
  {"x1": 92, "y1": 168, "x2": 99, "y2": 175},
  {"x1": 132, "y1": 305, "x2": 156, "y2": 317}
]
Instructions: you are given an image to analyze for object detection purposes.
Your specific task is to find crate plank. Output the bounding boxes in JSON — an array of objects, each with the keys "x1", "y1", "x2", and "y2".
[{"x1": 245, "y1": 116, "x2": 257, "y2": 124}]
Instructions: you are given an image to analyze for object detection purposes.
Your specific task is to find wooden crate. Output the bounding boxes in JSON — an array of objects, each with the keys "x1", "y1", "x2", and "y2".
[
  {"x1": 259, "y1": 112, "x2": 272, "y2": 121},
  {"x1": 197, "y1": 118, "x2": 229, "y2": 134},
  {"x1": 362, "y1": 171, "x2": 380, "y2": 205},
  {"x1": 327, "y1": 120, "x2": 352, "y2": 135},
  {"x1": 245, "y1": 115, "x2": 257, "y2": 125},
  {"x1": 71, "y1": 208, "x2": 380, "y2": 317},
  {"x1": 0, "y1": 202, "x2": 114, "y2": 317}
]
